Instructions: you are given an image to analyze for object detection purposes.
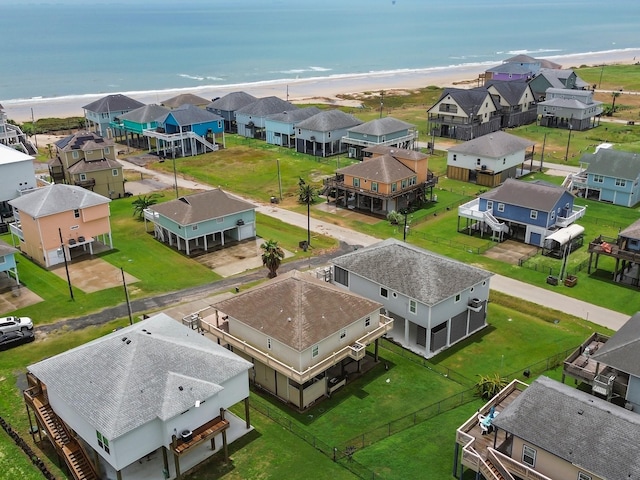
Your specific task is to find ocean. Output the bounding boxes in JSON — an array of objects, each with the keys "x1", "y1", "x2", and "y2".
[{"x1": 1, "y1": 0, "x2": 639, "y2": 103}]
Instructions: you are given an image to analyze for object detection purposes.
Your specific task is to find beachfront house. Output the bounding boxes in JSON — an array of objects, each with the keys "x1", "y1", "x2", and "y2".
[
  {"x1": 427, "y1": 88, "x2": 501, "y2": 141},
  {"x1": 563, "y1": 312, "x2": 640, "y2": 410},
  {"x1": 82, "y1": 94, "x2": 145, "y2": 138},
  {"x1": 109, "y1": 104, "x2": 170, "y2": 149},
  {"x1": 145, "y1": 104, "x2": 224, "y2": 157},
  {"x1": 454, "y1": 376, "x2": 640, "y2": 480},
  {"x1": 458, "y1": 178, "x2": 586, "y2": 247},
  {"x1": 587, "y1": 218, "x2": 640, "y2": 287},
  {"x1": 484, "y1": 63, "x2": 535, "y2": 83},
  {"x1": 264, "y1": 107, "x2": 321, "y2": 148},
  {"x1": 8, "y1": 184, "x2": 113, "y2": 268},
  {"x1": 196, "y1": 270, "x2": 392, "y2": 410},
  {"x1": 294, "y1": 109, "x2": 362, "y2": 157},
  {"x1": 0, "y1": 143, "x2": 37, "y2": 219},
  {"x1": 569, "y1": 149, "x2": 640, "y2": 206},
  {"x1": 331, "y1": 239, "x2": 492, "y2": 359},
  {"x1": 323, "y1": 145, "x2": 436, "y2": 215},
  {"x1": 144, "y1": 189, "x2": 256, "y2": 256},
  {"x1": 0, "y1": 104, "x2": 36, "y2": 155},
  {"x1": 528, "y1": 68, "x2": 589, "y2": 101},
  {"x1": 341, "y1": 117, "x2": 418, "y2": 160},
  {"x1": 160, "y1": 93, "x2": 209, "y2": 109},
  {"x1": 235, "y1": 96, "x2": 298, "y2": 140},
  {"x1": 206, "y1": 91, "x2": 257, "y2": 133},
  {"x1": 484, "y1": 80, "x2": 537, "y2": 128},
  {"x1": 446, "y1": 131, "x2": 535, "y2": 187},
  {"x1": 49, "y1": 131, "x2": 125, "y2": 199},
  {"x1": 537, "y1": 88, "x2": 603, "y2": 131},
  {"x1": 24, "y1": 313, "x2": 253, "y2": 480}
]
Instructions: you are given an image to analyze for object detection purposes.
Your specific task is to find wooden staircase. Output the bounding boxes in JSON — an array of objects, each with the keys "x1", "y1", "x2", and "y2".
[{"x1": 25, "y1": 388, "x2": 99, "y2": 480}]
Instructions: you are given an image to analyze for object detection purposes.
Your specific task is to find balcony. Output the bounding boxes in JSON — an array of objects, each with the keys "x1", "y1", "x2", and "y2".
[{"x1": 555, "y1": 205, "x2": 587, "y2": 228}]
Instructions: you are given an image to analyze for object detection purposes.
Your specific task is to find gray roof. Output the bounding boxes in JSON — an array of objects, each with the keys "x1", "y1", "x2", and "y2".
[
  {"x1": 337, "y1": 154, "x2": 415, "y2": 183},
  {"x1": 157, "y1": 104, "x2": 223, "y2": 126},
  {"x1": 149, "y1": 189, "x2": 255, "y2": 226},
  {"x1": 161, "y1": 93, "x2": 210, "y2": 109},
  {"x1": 82, "y1": 94, "x2": 145, "y2": 113},
  {"x1": 235, "y1": 96, "x2": 297, "y2": 116},
  {"x1": 9, "y1": 184, "x2": 110, "y2": 218},
  {"x1": 492, "y1": 376, "x2": 640, "y2": 479},
  {"x1": 0, "y1": 238, "x2": 17, "y2": 257},
  {"x1": 580, "y1": 149, "x2": 640, "y2": 181},
  {"x1": 481, "y1": 178, "x2": 571, "y2": 212},
  {"x1": 448, "y1": 131, "x2": 534, "y2": 158},
  {"x1": 348, "y1": 117, "x2": 415, "y2": 136},
  {"x1": 485, "y1": 80, "x2": 531, "y2": 106},
  {"x1": 67, "y1": 157, "x2": 122, "y2": 175},
  {"x1": 28, "y1": 313, "x2": 251, "y2": 439},
  {"x1": 55, "y1": 131, "x2": 114, "y2": 152},
  {"x1": 591, "y1": 312, "x2": 640, "y2": 376},
  {"x1": 266, "y1": 107, "x2": 322, "y2": 123},
  {"x1": 332, "y1": 238, "x2": 492, "y2": 306},
  {"x1": 295, "y1": 109, "x2": 362, "y2": 132},
  {"x1": 430, "y1": 88, "x2": 499, "y2": 116},
  {"x1": 206, "y1": 91, "x2": 257, "y2": 111},
  {"x1": 539, "y1": 59, "x2": 562, "y2": 69},
  {"x1": 502, "y1": 54, "x2": 539, "y2": 64},
  {"x1": 486, "y1": 63, "x2": 533, "y2": 75},
  {"x1": 212, "y1": 270, "x2": 382, "y2": 351},
  {"x1": 619, "y1": 218, "x2": 640, "y2": 241},
  {"x1": 117, "y1": 104, "x2": 170, "y2": 123},
  {"x1": 533, "y1": 68, "x2": 577, "y2": 89},
  {"x1": 537, "y1": 97, "x2": 595, "y2": 109}
]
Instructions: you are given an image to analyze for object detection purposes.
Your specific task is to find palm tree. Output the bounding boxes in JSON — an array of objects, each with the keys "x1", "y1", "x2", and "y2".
[
  {"x1": 132, "y1": 193, "x2": 162, "y2": 219},
  {"x1": 261, "y1": 239, "x2": 285, "y2": 278},
  {"x1": 611, "y1": 90, "x2": 621, "y2": 114},
  {"x1": 298, "y1": 179, "x2": 316, "y2": 248}
]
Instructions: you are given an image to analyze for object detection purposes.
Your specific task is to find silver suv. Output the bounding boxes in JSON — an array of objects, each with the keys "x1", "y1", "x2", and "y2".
[{"x1": 0, "y1": 316, "x2": 33, "y2": 334}]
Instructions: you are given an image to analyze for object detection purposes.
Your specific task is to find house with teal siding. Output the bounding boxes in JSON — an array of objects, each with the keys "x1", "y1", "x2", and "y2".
[
  {"x1": 206, "y1": 92, "x2": 257, "y2": 133},
  {"x1": 265, "y1": 107, "x2": 321, "y2": 148},
  {"x1": 82, "y1": 94, "x2": 145, "y2": 138},
  {"x1": 109, "y1": 104, "x2": 170, "y2": 149},
  {"x1": 144, "y1": 189, "x2": 256, "y2": 255},
  {"x1": 0, "y1": 239, "x2": 20, "y2": 287},
  {"x1": 572, "y1": 149, "x2": 640, "y2": 207},
  {"x1": 341, "y1": 117, "x2": 418, "y2": 160},
  {"x1": 295, "y1": 109, "x2": 362, "y2": 158},
  {"x1": 236, "y1": 97, "x2": 297, "y2": 140},
  {"x1": 458, "y1": 179, "x2": 586, "y2": 247}
]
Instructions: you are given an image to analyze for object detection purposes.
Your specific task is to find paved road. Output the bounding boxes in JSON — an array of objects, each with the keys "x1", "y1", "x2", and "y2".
[{"x1": 114, "y1": 157, "x2": 629, "y2": 331}]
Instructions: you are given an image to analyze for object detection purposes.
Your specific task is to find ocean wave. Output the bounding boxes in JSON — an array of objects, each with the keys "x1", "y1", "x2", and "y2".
[
  {"x1": 276, "y1": 66, "x2": 333, "y2": 75},
  {"x1": 503, "y1": 48, "x2": 564, "y2": 56}
]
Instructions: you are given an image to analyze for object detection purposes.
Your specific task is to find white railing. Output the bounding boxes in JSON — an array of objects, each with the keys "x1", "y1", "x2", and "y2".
[
  {"x1": 341, "y1": 131, "x2": 418, "y2": 148},
  {"x1": 483, "y1": 210, "x2": 509, "y2": 233},
  {"x1": 555, "y1": 205, "x2": 587, "y2": 228},
  {"x1": 458, "y1": 198, "x2": 484, "y2": 220}
]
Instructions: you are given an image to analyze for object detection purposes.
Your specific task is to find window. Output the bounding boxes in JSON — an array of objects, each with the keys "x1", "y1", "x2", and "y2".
[
  {"x1": 550, "y1": 210, "x2": 555, "y2": 220},
  {"x1": 391, "y1": 183, "x2": 397, "y2": 192},
  {"x1": 312, "y1": 345, "x2": 319, "y2": 358},
  {"x1": 577, "y1": 473, "x2": 591, "y2": 480},
  {"x1": 503, "y1": 158, "x2": 506, "y2": 165},
  {"x1": 453, "y1": 154, "x2": 457, "y2": 161},
  {"x1": 96, "y1": 431, "x2": 110, "y2": 454},
  {"x1": 73, "y1": 209, "x2": 80, "y2": 218},
  {"x1": 267, "y1": 338, "x2": 272, "y2": 350},
  {"x1": 477, "y1": 158, "x2": 481, "y2": 166},
  {"x1": 339, "y1": 329, "x2": 346, "y2": 340},
  {"x1": 72, "y1": 151, "x2": 79, "y2": 159},
  {"x1": 112, "y1": 169, "x2": 119, "y2": 176},
  {"x1": 192, "y1": 225, "x2": 198, "y2": 231},
  {"x1": 365, "y1": 317, "x2": 371, "y2": 327},
  {"x1": 497, "y1": 203, "x2": 505, "y2": 212},
  {"x1": 380, "y1": 287, "x2": 388, "y2": 298},
  {"x1": 216, "y1": 217, "x2": 224, "y2": 223},
  {"x1": 371, "y1": 182, "x2": 378, "y2": 192},
  {"x1": 455, "y1": 294, "x2": 461, "y2": 302},
  {"x1": 0, "y1": 255, "x2": 4, "y2": 265},
  {"x1": 353, "y1": 178, "x2": 360, "y2": 187},
  {"x1": 334, "y1": 266, "x2": 348, "y2": 286},
  {"x1": 401, "y1": 179, "x2": 407, "y2": 189},
  {"x1": 486, "y1": 200, "x2": 493, "y2": 210},
  {"x1": 409, "y1": 176, "x2": 417, "y2": 186},
  {"x1": 409, "y1": 300, "x2": 417, "y2": 314},
  {"x1": 105, "y1": 147, "x2": 110, "y2": 154},
  {"x1": 79, "y1": 173, "x2": 87, "y2": 181},
  {"x1": 530, "y1": 210, "x2": 538, "y2": 220},
  {"x1": 522, "y1": 445, "x2": 536, "y2": 467},
  {"x1": 615, "y1": 178, "x2": 627, "y2": 187},
  {"x1": 593, "y1": 174, "x2": 604, "y2": 183}
]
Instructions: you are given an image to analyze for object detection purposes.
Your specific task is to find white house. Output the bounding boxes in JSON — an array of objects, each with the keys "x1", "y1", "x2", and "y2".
[
  {"x1": 331, "y1": 239, "x2": 493, "y2": 359},
  {"x1": 446, "y1": 130, "x2": 535, "y2": 187},
  {"x1": 0, "y1": 142, "x2": 36, "y2": 216},
  {"x1": 25, "y1": 313, "x2": 252, "y2": 480}
]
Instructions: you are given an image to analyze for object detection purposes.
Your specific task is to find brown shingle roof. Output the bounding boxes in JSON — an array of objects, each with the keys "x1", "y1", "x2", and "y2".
[
  {"x1": 67, "y1": 158, "x2": 122, "y2": 174},
  {"x1": 363, "y1": 145, "x2": 428, "y2": 162},
  {"x1": 213, "y1": 270, "x2": 382, "y2": 351},
  {"x1": 149, "y1": 189, "x2": 255, "y2": 226}
]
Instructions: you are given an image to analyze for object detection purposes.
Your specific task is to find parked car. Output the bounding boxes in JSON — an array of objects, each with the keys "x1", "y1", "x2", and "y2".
[
  {"x1": 0, "y1": 316, "x2": 33, "y2": 334},
  {"x1": 0, "y1": 330, "x2": 35, "y2": 351}
]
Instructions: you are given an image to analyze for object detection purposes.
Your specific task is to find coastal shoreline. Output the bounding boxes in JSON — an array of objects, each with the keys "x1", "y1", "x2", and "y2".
[{"x1": 3, "y1": 48, "x2": 640, "y2": 123}]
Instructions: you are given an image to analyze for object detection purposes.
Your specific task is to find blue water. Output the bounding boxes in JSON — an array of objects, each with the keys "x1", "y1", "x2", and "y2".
[{"x1": 1, "y1": 0, "x2": 639, "y2": 102}]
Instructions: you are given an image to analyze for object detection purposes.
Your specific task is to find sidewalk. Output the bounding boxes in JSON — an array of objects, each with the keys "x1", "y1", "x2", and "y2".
[{"x1": 119, "y1": 158, "x2": 628, "y2": 331}]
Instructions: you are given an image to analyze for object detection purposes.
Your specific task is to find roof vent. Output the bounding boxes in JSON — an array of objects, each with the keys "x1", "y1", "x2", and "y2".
[
  {"x1": 577, "y1": 409, "x2": 584, "y2": 415},
  {"x1": 126, "y1": 340, "x2": 131, "y2": 345},
  {"x1": 122, "y1": 337, "x2": 127, "y2": 342},
  {"x1": 147, "y1": 331, "x2": 151, "y2": 335}
]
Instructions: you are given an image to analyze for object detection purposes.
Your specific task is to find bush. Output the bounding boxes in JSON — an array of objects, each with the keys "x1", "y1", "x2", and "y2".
[
  {"x1": 475, "y1": 373, "x2": 508, "y2": 399},
  {"x1": 387, "y1": 210, "x2": 404, "y2": 225}
]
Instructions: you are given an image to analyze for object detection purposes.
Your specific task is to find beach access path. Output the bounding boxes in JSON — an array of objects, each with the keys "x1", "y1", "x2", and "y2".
[{"x1": 117, "y1": 157, "x2": 629, "y2": 332}]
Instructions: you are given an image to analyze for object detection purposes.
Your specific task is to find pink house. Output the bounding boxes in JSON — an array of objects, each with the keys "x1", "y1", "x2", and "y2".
[{"x1": 8, "y1": 184, "x2": 113, "y2": 268}]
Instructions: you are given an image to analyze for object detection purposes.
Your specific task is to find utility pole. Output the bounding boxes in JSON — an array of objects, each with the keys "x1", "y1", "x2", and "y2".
[
  {"x1": 58, "y1": 228, "x2": 74, "y2": 301},
  {"x1": 172, "y1": 146, "x2": 178, "y2": 198},
  {"x1": 564, "y1": 124, "x2": 573, "y2": 162},
  {"x1": 598, "y1": 64, "x2": 605, "y2": 89},
  {"x1": 277, "y1": 159, "x2": 283, "y2": 201},
  {"x1": 540, "y1": 133, "x2": 547, "y2": 170},
  {"x1": 121, "y1": 267, "x2": 133, "y2": 325},
  {"x1": 379, "y1": 91, "x2": 384, "y2": 119},
  {"x1": 30, "y1": 108, "x2": 38, "y2": 149}
]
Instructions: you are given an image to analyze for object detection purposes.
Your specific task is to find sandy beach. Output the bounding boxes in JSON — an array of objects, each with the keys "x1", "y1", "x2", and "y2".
[{"x1": 3, "y1": 49, "x2": 640, "y2": 123}]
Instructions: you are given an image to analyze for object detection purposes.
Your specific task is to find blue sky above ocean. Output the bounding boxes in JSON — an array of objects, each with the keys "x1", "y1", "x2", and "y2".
[{"x1": 1, "y1": 0, "x2": 639, "y2": 102}]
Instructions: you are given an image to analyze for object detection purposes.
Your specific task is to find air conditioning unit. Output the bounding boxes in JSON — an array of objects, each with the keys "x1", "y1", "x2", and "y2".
[
  {"x1": 468, "y1": 298, "x2": 482, "y2": 308},
  {"x1": 236, "y1": 219, "x2": 245, "y2": 226},
  {"x1": 481, "y1": 165, "x2": 487, "y2": 171}
]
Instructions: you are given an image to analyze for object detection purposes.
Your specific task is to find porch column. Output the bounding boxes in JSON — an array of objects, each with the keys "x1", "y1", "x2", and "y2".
[
  {"x1": 244, "y1": 397, "x2": 251, "y2": 429},
  {"x1": 299, "y1": 384, "x2": 304, "y2": 409},
  {"x1": 116, "y1": 470, "x2": 122, "y2": 480},
  {"x1": 172, "y1": 435, "x2": 181, "y2": 480},
  {"x1": 162, "y1": 447, "x2": 169, "y2": 478},
  {"x1": 404, "y1": 318, "x2": 409, "y2": 345},
  {"x1": 374, "y1": 338, "x2": 379, "y2": 362},
  {"x1": 220, "y1": 408, "x2": 229, "y2": 463}
]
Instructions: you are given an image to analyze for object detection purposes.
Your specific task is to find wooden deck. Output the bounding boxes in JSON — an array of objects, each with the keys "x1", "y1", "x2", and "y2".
[{"x1": 173, "y1": 416, "x2": 229, "y2": 456}]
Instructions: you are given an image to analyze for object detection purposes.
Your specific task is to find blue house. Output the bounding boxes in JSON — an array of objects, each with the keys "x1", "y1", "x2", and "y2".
[
  {"x1": 264, "y1": 107, "x2": 321, "y2": 148},
  {"x1": 0, "y1": 239, "x2": 19, "y2": 287},
  {"x1": 145, "y1": 104, "x2": 224, "y2": 157},
  {"x1": 571, "y1": 149, "x2": 640, "y2": 207},
  {"x1": 458, "y1": 178, "x2": 586, "y2": 246},
  {"x1": 144, "y1": 189, "x2": 256, "y2": 256}
]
